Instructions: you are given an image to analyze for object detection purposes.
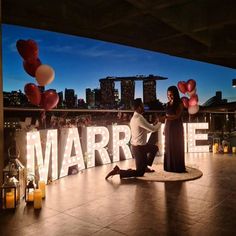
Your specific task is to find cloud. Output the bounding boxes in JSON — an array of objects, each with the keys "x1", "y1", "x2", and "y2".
[
  {"x1": 79, "y1": 44, "x2": 154, "y2": 60},
  {"x1": 42, "y1": 41, "x2": 152, "y2": 60},
  {"x1": 2, "y1": 36, "x2": 18, "y2": 52},
  {"x1": 43, "y1": 43, "x2": 119, "y2": 58},
  {"x1": 3, "y1": 76, "x2": 29, "y2": 92},
  {"x1": 5, "y1": 75, "x2": 28, "y2": 83},
  {"x1": 7, "y1": 38, "x2": 42, "y2": 53},
  {"x1": 43, "y1": 45, "x2": 74, "y2": 54},
  {"x1": 2, "y1": 36, "x2": 10, "y2": 43},
  {"x1": 80, "y1": 45, "x2": 116, "y2": 57},
  {"x1": 9, "y1": 42, "x2": 17, "y2": 52}
]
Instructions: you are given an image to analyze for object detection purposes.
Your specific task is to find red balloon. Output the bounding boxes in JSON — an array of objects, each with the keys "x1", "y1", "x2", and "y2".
[
  {"x1": 177, "y1": 81, "x2": 187, "y2": 94},
  {"x1": 181, "y1": 96, "x2": 189, "y2": 108},
  {"x1": 189, "y1": 94, "x2": 198, "y2": 106},
  {"x1": 23, "y1": 58, "x2": 42, "y2": 77},
  {"x1": 24, "y1": 83, "x2": 41, "y2": 106},
  {"x1": 186, "y1": 79, "x2": 196, "y2": 92},
  {"x1": 187, "y1": 88, "x2": 197, "y2": 97},
  {"x1": 41, "y1": 90, "x2": 59, "y2": 111},
  {"x1": 16, "y1": 39, "x2": 38, "y2": 62}
]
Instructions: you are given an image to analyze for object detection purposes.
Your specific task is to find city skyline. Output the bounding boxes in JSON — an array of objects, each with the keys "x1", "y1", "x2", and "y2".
[{"x1": 2, "y1": 24, "x2": 236, "y2": 105}]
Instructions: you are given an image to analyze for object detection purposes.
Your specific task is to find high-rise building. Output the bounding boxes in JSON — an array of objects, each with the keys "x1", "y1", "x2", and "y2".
[
  {"x1": 65, "y1": 88, "x2": 76, "y2": 108},
  {"x1": 121, "y1": 80, "x2": 135, "y2": 109},
  {"x1": 99, "y1": 75, "x2": 167, "y2": 108},
  {"x1": 94, "y1": 88, "x2": 101, "y2": 107},
  {"x1": 4, "y1": 90, "x2": 28, "y2": 107},
  {"x1": 78, "y1": 98, "x2": 86, "y2": 108},
  {"x1": 86, "y1": 88, "x2": 91, "y2": 104},
  {"x1": 86, "y1": 88, "x2": 95, "y2": 108},
  {"x1": 99, "y1": 78, "x2": 115, "y2": 107},
  {"x1": 114, "y1": 89, "x2": 119, "y2": 105},
  {"x1": 216, "y1": 91, "x2": 222, "y2": 100},
  {"x1": 57, "y1": 91, "x2": 64, "y2": 107},
  {"x1": 74, "y1": 94, "x2": 78, "y2": 108},
  {"x1": 143, "y1": 79, "x2": 156, "y2": 105}
]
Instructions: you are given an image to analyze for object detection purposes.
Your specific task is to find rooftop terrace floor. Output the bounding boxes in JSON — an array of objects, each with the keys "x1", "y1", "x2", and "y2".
[{"x1": 1, "y1": 152, "x2": 236, "y2": 236}]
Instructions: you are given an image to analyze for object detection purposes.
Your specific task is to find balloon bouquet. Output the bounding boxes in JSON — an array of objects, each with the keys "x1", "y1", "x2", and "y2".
[
  {"x1": 16, "y1": 39, "x2": 59, "y2": 127},
  {"x1": 177, "y1": 79, "x2": 199, "y2": 115}
]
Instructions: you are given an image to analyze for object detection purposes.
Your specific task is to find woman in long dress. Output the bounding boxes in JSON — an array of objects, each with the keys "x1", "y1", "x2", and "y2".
[{"x1": 164, "y1": 86, "x2": 186, "y2": 172}]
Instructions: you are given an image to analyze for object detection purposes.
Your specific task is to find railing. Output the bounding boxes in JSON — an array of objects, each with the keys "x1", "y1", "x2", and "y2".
[
  {"x1": 3, "y1": 107, "x2": 236, "y2": 153},
  {"x1": 3, "y1": 106, "x2": 236, "y2": 129}
]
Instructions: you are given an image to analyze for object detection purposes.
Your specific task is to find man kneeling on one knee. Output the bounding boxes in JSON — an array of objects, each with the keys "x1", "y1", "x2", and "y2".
[{"x1": 105, "y1": 98, "x2": 162, "y2": 179}]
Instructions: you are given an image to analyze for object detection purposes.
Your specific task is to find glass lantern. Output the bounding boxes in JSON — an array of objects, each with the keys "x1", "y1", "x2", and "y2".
[
  {"x1": 1, "y1": 176, "x2": 20, "y2": 209},
  {"x1": 3, "y1": 144, "x2": 26, "y2": 199},
  {"x1": 25, "y1": 179, "x2": 35, "y2": 204}
]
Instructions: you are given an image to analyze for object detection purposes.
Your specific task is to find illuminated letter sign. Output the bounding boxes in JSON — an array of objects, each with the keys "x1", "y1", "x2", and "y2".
[
  {"x1": 24, "y1": 122, "x2": 209, "y2": 183},
  {"x1": 158, "y1": 123, "x2": 208, "y2": 154},
  {"x1": 184, "y1": 123, "x2": 187, "y2": 153},
  {"x1": 157, "y1": 124, "x2": 165, "y2": 155},
  {"x1": 187, "y1": 123, "x2": 209, "y2": 152},
  {"x1": 82, "y1": 126, "x2": 111, "y2": 168},
  {"x1": 59, "y1": 128, "x2": 85, "y2": 178},
  {"x1": 109, "y1": 125, "x2": 132, "y2": 162},
  {"x1": 26, "y1": 129, "x2": 58, "y2": 182}
]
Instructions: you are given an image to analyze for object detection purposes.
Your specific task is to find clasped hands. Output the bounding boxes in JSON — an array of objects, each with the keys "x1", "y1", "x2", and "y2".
[{"x1": 153, "y1": 115, "x2": 166, "y2": 124}]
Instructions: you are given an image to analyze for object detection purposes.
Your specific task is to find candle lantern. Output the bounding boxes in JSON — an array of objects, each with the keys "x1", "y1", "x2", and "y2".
[
  {"x1": 34, "y1": 189, "x2": 42, "y2": 209},
  {"x1": 232, "y1": 147, "x2": 236, "y2": 154},
  {"x1": 25, "y1": 179, "x2": 36, "y2": 204},
  {"x1": 223, "y1": 145, "x2": 228, "y2": 153},
  {"x1": 3, "y1": 144, "x2": 26, "y2": 199},
  {"x1": 1, "y1": 176, "x2": 20, "y2": 209},
  {"x1": 212, "y1": 137, "x2": 220, "y2": 154},
  {"x1": 38, "y1": 180, "x2": 46, "y2": 199}
]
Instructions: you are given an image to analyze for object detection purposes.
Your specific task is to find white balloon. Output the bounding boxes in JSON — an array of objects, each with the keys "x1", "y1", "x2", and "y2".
[
  {"x1": 35, "y1": 64, "x2": 55, "y2": 86},
  {"x1": 188, "y1": 104, "x2": 199, "y2": 115}
]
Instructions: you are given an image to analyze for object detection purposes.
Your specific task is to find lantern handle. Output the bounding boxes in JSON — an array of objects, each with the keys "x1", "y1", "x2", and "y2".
[{"x1": 7, "y1": 144, "x2": 20, "y2": 160}]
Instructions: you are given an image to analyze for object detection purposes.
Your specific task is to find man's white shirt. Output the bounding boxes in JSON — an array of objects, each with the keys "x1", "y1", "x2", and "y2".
[{"x1": 130, "y1": 111, "x2": 161, "y2": 146}]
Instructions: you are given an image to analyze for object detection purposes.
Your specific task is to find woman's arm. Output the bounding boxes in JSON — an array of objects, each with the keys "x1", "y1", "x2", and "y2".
[{"x1": 166, "y1": 103, "x2": 184, "y2": 121}]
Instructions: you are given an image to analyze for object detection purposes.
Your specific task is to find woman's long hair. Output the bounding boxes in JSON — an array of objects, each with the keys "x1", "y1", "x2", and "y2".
[{"x1": 167, "y1": 85, "x2": 182, "y2": 110}]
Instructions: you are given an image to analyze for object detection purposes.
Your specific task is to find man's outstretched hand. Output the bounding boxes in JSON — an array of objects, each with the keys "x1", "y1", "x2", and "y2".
[{"x1": 156, "y1": 115, "x2": 166, "y2": 123}]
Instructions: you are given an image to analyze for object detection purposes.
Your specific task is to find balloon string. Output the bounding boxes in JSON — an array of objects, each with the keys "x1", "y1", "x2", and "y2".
[{"x1": 40, "y1": 110, "x2": 46, "y2": 129}]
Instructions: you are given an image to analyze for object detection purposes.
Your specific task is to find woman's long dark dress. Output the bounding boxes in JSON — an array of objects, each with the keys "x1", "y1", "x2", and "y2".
[{"x1": 164, "y1": 103, "x2": 185, "y2": 172}]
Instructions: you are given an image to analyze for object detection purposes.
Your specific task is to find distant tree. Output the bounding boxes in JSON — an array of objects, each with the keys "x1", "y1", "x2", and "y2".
[{"x1": 147, "y1": 100, "x2": 165, "y2": 110}]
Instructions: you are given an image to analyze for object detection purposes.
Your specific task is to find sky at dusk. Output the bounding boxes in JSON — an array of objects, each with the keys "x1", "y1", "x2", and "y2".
[{"x1": 2, "y1": 24, "x2": 236, "y2": 105}]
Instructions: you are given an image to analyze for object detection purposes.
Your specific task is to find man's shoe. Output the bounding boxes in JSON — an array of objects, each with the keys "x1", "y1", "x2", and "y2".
[
  {"x1": 105, "y1": 165, "x2": 120, "y2": 179},
  {"x1": 145, "y1": 167, "x2": 155, "y2": 173}
]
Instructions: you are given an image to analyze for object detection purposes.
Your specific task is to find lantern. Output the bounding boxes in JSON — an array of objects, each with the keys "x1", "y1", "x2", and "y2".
[
  {"x1": 25, "y1": 179, "x2": 35, "y2": 204},
  {"x1": 38, "y1": 180, "x2": 46, "y2": 199},
  {"x1": 34, "y1": 189, "x2": 42, "y2": 209},
  {"x1": 1, "y1": 176, "x2": 20, "y2": 209},
  {"x1": 232, "y1": 147, "x2": 236, "y2": 154},
  {"x1": 3, "y1": 144, "x2": 26, "y2": 199}
]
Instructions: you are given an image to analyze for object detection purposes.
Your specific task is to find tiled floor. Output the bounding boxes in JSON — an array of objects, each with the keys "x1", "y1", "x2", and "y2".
[{"x1": 1, "y1": 153, "x2": 236, "y2": 236}]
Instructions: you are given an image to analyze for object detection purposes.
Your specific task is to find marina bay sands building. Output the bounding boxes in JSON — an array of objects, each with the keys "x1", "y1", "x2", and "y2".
[
  {"x1": 99, "y1": 78, "x2": 116, "y2": 108},
  {"x1": 143, "y1": 79, "x2": 157, "y2": 104},
  {"x1": 120, "y1": 80, "x2": 135, "y2": 109},
  {"x1": 99, "y1": 75, "x2": 168, "y2": 108}
]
